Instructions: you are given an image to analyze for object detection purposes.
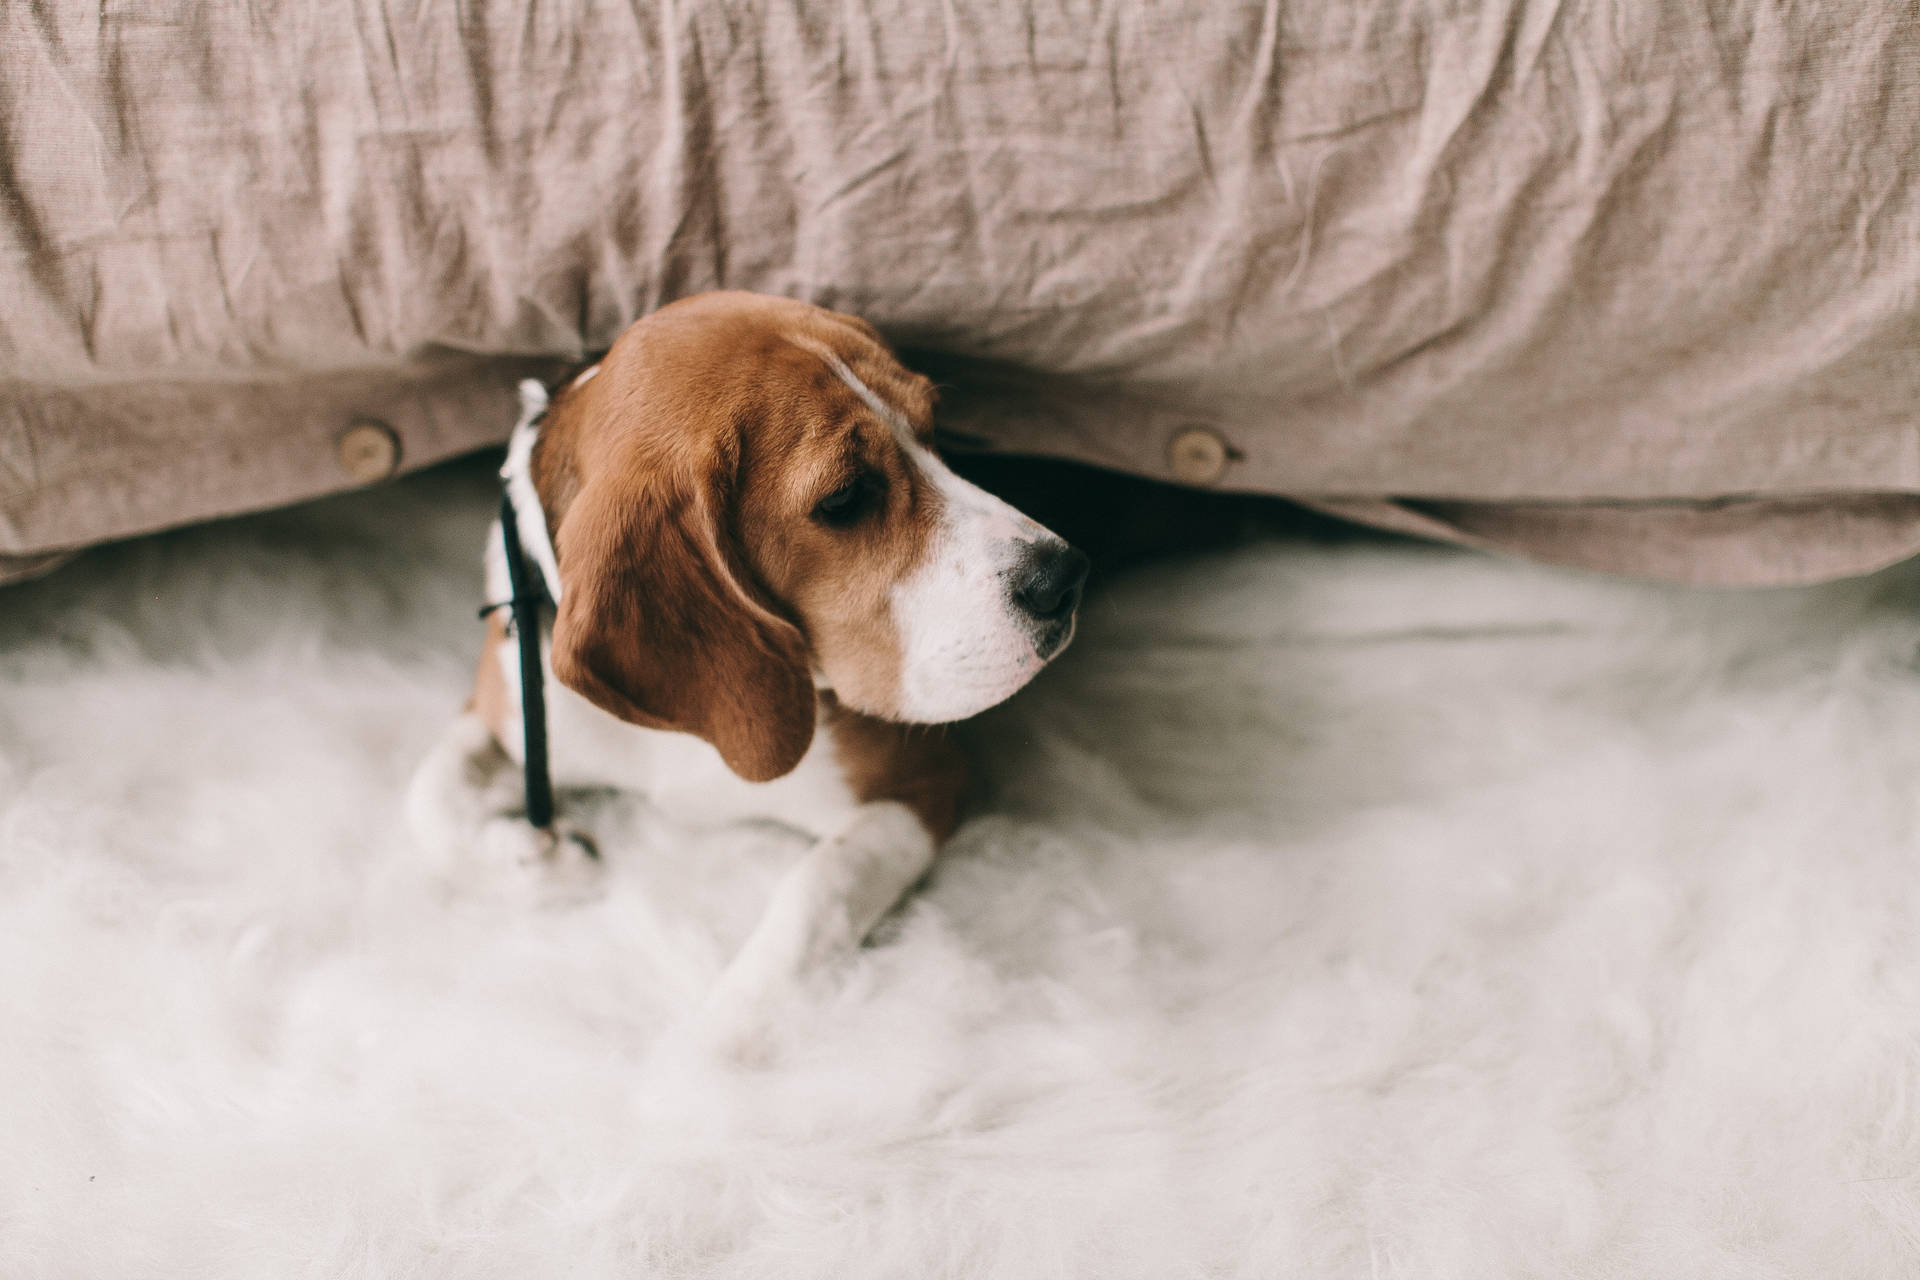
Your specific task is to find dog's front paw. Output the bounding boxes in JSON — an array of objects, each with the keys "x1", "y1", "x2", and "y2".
[
  {"x1": 476, "y1": 815, "x2": 603, "y2": 906},
  {"x1": 695, "y1": 965, "x2": 796, "y2": 1067}
]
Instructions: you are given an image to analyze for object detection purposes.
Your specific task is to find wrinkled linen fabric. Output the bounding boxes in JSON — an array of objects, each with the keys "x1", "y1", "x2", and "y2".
[{"x1": 3, "y1": 1, "x2": 1917, "y2": 584}]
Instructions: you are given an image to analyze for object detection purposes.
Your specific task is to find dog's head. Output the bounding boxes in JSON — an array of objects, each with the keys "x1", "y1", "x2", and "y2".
[{"x1": 515, "y1": 291, "x2": 1087, "y2": 782}]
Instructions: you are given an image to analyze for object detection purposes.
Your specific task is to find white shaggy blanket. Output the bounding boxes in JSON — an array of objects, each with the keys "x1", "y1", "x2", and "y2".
[{"x1": 9, "y1": 461, "x2": 1920, "y2": 1278}]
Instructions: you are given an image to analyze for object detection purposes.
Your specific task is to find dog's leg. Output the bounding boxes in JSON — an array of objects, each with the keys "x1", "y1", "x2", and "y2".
[
  {"x1": 405, "y1": 711, "x2": 598, "y2": 901},
  {"x1": 703, "y1": 800, "x2": 935, "y2": 1049}
]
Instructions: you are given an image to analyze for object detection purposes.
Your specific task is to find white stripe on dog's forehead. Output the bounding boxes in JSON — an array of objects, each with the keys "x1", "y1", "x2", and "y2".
[
  {"x1": 790, "y1": 338, "x2": 917, "y2": 448},
  {"x1": 796, "y1": 339, "x2": 1033, "y2": 532}
]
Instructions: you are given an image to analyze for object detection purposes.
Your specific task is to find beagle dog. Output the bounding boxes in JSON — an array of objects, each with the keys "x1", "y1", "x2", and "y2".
[{"x1": 407, "y1": 291, "x2": 1087, "y2": 1031}]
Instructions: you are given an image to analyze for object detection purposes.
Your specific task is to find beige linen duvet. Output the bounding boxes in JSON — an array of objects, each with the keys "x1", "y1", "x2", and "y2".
[{"x1": 4, "y1": 1, "x2": 1916, "y2": 584}]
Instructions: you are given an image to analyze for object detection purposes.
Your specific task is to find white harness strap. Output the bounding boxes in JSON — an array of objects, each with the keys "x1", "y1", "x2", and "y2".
[{"x1": 502, "y1": 379, "x2": 564, "y2": 603}]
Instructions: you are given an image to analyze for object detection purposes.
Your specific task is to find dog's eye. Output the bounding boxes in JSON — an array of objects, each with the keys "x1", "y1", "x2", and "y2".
[{"x1": 813, "y1": 473, "x2": 880, "y2": 528}]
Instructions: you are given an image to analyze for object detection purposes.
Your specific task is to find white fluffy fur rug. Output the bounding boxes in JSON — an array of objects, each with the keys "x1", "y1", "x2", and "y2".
[{"x1": 9, "y1": 460, "x2": 1920, "y2": 1278}]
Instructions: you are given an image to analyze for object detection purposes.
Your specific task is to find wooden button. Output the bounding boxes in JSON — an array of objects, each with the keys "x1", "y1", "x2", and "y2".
[
  {"x1": 337, "y1": 420, "x2": 400, "y2": 483},
  {"x1": 1166, "y1": 426, "x2": 1230, "y2": 486}
]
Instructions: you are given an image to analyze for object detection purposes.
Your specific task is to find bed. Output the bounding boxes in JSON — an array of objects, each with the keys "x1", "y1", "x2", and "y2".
[{"x1": 5, "y1": 0, "x2": 1917, "y2": 586}]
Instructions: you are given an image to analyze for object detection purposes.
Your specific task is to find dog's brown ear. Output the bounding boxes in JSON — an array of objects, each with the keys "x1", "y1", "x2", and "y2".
[{"x1": 546, "y1": 464, "x2": 816, "y2": 783}]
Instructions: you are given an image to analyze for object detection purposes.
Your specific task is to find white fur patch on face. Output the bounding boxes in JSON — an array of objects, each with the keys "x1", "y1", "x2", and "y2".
[
  {"x1": 810, "y1": 350, "x2": 1075, "y2": 723},
  {"x1": 890, "y1": 451, "x2": 1068, "y2": 722},
  {"x1": 501, "y1": 379, "x2": 563, "y2": 603}
]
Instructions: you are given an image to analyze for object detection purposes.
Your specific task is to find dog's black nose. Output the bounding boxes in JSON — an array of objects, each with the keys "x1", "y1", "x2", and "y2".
[{"x1": 1012, "y1": 543, "x2": 1090, "y2": 620}]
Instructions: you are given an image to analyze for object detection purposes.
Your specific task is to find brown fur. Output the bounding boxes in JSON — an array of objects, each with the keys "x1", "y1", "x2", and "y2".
[
  {"x1": 482, "y1": 292, "x2": 953, "y2": 786},
  {"x1": 468, "y1": 609, "x2": 512, "y2": 745},
  {"x1": 822, "y1": 696, "x2": 969, "y2": 841}
]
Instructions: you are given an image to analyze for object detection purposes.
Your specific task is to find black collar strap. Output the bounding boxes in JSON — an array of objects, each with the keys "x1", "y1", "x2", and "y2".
[{"x1": 488, "y1": 487, "x2": 555, "y2": 829}]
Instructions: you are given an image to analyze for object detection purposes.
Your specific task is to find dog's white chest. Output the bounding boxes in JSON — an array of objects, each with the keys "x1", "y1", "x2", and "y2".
[{"x1": 492, "y1": 636, "x2": 859, "y2": 839}]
